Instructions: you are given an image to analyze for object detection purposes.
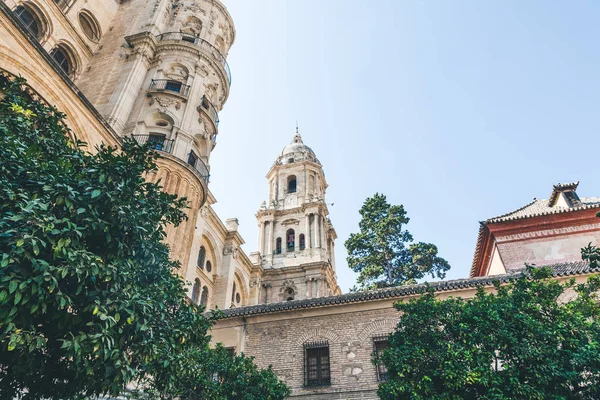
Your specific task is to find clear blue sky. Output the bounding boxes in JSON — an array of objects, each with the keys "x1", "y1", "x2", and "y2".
[{"x1": 209, "y1": 0, "x2": 600, "y2": 292}]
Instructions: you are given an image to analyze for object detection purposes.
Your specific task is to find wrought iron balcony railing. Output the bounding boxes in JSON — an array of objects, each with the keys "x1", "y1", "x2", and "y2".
[
  {"x1": 156, "y1": 32, "x2": 232, "y2": 86},
  {"x1": 199, "y1": 96, "x2": 219, "y2": 127},
  {"x1": 187, "y1": 152, "x2": 210, "y2": 183},
  {"x1": 132, "y1": 134, "x2": 174, "y2": 153},
  {"x1": 132, "y1": 135, "x2": 209, "y2": 184},
  {"x1": 149, "y1": 79, "x2": 190, "y2": 97}
]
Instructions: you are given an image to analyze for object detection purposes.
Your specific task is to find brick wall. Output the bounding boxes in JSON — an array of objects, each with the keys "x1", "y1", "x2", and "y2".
[{"x1": 241, "y1": 307, "x2": 399, "y2": 399}]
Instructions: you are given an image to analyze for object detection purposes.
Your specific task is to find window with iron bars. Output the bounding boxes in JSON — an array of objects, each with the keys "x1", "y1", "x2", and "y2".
[
  {"x1": 304, "y1": 341, "x2": 331, "y2": 387},
  {"x1": 373, "y1": 335, "x2": 389, "y2": 381}
]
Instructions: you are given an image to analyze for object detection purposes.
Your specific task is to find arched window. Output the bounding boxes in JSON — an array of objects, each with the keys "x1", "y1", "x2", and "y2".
[
  {"x1": 287, "y1": 175, "x2": 297, "y2": 193},
  {"x1": 14, "y1": 5, "x2": 44, "y2": 40},
  {"x1": 200, "y1": 286, "x2": 209, "y2": 307},
  {"x1": 231, "y1": 283, "x2": 236, "y2": 303},
  {"x1": 205, "y1": 260, "x2": 212, "y2": 273},
  {"x1": 191, "y1": 279, "x2": 201, "y2": 305},
  {"x1": 197, "y1": 246, "x2": 206, "y2": 269},
  {"x1": 275, "y1": 237, "x2": 282, "y2": 254},
  {"x1": 50, "y1": 45, "x2": 76, "y2": 77},
  {"x1": 286, "y1": 229, "x2": 295, "y2": 252},
  {"x1": 79, "y1": 11, "x2": 101, "y2": 42},
  {"x1": 299, "y1": 234, "x2": 306, "y2": 250}
]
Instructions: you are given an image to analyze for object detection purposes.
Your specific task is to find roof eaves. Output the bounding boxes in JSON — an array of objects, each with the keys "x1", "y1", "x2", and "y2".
[{"x1": 217, "y1": 261, "x2": 598, "y2": 319}]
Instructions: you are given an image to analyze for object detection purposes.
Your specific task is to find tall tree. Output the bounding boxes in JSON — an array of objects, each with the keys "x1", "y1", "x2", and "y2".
[
  {"x1": 377, "y1": 266, "x2": 600, "y2": 400},
  {"x1": 0, "y1": 77, "x2": 288, "y2": 399},
  {"x1": 345, "y1": 193, "x2": 450, "y2": 290}
]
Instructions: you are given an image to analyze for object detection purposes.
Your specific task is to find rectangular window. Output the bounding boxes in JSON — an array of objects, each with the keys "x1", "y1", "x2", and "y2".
[
  {"x1": 165, "y1": 80, "x2": 182, "y2": 93},
  {"x1": 304, "y1": 341, "x2": 331, "y2": 387},
  {"x1": 373, "y1": 336, "x2": 389, "y2": 381},
  {"x1": 187, "y1": 151, "x2": 198, "y2": 167},
  {"x1": 147, "y1": 134, "x2": 165, "y2": 151}
]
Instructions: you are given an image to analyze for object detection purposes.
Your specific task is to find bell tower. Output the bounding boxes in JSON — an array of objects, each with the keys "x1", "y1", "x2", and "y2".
[{"x1": 255, "y1": 132, "x2": 341, "y2": 304}]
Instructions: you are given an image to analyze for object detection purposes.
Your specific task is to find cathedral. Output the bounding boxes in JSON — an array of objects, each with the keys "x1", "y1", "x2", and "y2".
[{"x1": 0, "y1": 0, "x2": 598, "y2": 398}]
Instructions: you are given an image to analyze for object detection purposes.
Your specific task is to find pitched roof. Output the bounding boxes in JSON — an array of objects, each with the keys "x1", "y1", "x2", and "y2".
[
  {"x1": 486, "y1": 196, "x2": 600, "y2": 224},
  {"x1": 218, "y1": 261, "x2": 597, "y2": 319}
]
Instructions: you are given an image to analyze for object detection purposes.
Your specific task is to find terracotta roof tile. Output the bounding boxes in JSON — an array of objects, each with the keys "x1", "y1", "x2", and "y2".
[
  {"x1": 486, "y1": 197, "x2": 600, "y2": 224},
  {"x1": 218, "y1": 261, "x2": 597, "y2": 318}
]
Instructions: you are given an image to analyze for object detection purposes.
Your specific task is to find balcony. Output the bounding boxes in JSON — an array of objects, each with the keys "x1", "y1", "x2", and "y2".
[
  {"x1": 198, "y1": 95, "x2": 220, "y2": 128},
  {"x1": 149, "y1": 79, "x2": 190, "y2": 97},
  {"x1": 156, "y1": 32, "x2": 232, "y2": 86},
  {"x1": 132, "y1": 134, "x2": 174, "y2": 153},
  {"x1": 132, "y1": 135, "x2": 209, "y2": 183},
  {"x1": 186, "y1": 152, "x2": 210, "y2": 183}
]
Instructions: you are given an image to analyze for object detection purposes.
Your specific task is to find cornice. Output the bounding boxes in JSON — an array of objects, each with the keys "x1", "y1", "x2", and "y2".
[{"x1": 154, "y1": 41, "x2": 230, "y2": 102}]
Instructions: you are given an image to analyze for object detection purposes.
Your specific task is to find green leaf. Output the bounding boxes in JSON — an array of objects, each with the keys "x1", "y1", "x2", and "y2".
[{"x1": 91, "y1": 189, "x2": 101, "y2": 198}]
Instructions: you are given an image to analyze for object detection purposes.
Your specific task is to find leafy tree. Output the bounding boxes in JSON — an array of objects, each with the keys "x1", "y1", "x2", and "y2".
[
  {"x1": 345, "y1": 193, "x2": 450, "y2": 290},
  {"x1": 149, "y1": 343, "x2": 291, "y2": 400},
  {"x1": 0, "y1": 77, "x2": 288, "y2": 399},
  {"x1": 582, "y1": 211, "x2": 600, "y2": 266},
  {"x1": 378, "y1": 266, "x2": 600, "y2": 400}
]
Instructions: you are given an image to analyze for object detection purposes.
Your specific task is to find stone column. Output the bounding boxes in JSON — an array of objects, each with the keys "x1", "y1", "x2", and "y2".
[{"x1": 258, "y1": 221, "x2": 264, "y2": 255}]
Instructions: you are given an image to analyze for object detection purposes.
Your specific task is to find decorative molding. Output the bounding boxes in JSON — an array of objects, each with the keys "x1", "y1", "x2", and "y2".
[
  {"x1": 223, "y1": 245, "x2": 240, "y2": 259},
  {"x1": 149, "y1": 95, "x2": 182, "y2": 110},
  {"x1": 495, "y1": 223, "x2": 600, "y2": 243}
]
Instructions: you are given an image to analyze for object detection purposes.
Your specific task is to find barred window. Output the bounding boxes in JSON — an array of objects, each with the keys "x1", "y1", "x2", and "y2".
[
  {"x1": 373, "y1": 336, "x2": 389, "y2": 381},
  {"x1": 304, "y1": 341, "x2": 331, "y2": 387}
]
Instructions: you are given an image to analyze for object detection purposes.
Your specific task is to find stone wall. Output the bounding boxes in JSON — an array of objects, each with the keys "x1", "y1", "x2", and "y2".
[{"x1": 496, "y1": 223, "x2": 600, "y2": 271}]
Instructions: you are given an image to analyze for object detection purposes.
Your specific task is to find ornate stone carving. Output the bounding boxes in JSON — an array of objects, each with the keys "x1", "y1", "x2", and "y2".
[
  {"x1": 184, "y1": 3, "x2": 206, "y2": 15},
  {"x1": 149, "y1": 96, "x2": 182, "y2": 110},
  {"x1": 199, "y1": 205, "x2": 209, "y2": 218},
  {"x1": 223, "y1": 245, "x2": 240, "y2": 259}
]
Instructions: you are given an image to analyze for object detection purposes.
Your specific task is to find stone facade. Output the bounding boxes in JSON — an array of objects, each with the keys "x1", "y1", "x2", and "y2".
[
  {"x1": 0, "y1": 0, "x2": 237, "y2": 286},
  {"x1": 4, "y1": 2, "x2": 600, "y2": 399},
  {"x1": 254, "y1": 133, "x2": 341, "y2": 304}
]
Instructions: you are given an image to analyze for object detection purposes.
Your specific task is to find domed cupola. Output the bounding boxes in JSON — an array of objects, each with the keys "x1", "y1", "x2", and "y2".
[{"x1": 276, "y1": 133, "x2": 320, "y2": 165}]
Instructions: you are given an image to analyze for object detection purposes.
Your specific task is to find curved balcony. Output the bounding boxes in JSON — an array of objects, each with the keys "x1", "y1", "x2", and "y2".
[
  {"x1": 132, "y1": 134, "x2": 175, "y2": 153},
  {"x1": 149, "y1": 79, "x2": 190, "y2": 97},
  {"x1": 198, "y1": 95, "x2": 219, "y2": 128},
  {"x1": 186, "y1": 151, "x2": 210, "y2": 183},
  {"x1": 132, "y1": 134, "x2": 210, "y2": 184},
  {"x1": 157, "y1": 32, "x2": 231, "y2": 86}
]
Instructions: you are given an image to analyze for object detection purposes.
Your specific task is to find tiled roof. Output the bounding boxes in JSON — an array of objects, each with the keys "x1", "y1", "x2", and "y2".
[
  {"x1": 486, "y1": 196, "x2": 600, "y2": 224},
  {"x1": 218, "y1": 261, "x2": 598, "y2": 318}
]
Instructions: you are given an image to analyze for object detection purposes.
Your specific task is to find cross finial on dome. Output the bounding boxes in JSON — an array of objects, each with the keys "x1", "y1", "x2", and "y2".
[{"x1": 292, "y1": 130, "x2": 303, "y2": 144}]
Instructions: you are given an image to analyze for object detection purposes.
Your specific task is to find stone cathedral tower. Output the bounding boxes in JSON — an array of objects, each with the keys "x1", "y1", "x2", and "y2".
[{"x1": 255, "y1": 132, "x2": 341, "y2": 304}]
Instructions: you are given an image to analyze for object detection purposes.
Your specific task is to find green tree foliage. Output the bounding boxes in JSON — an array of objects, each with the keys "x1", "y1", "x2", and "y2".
[
  {"x1": 345, "y1": 193, "x2": 450, "y2": 290},
  {"x1": 150, "y1": 343, "x2": 290, "y2": 400},
  {"x1": 0, "y1": 77, "x2": 289, "y2": 399},
  {"x1": 582, "y1": 211, "x2": 600, "y2": 267},
  {"x1": 378, "y1": 267, "x2": 600, "y2": 400}
]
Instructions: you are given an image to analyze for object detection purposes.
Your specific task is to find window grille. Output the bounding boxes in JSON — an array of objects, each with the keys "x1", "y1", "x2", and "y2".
[
  {"x1": 373, "y1": 335, "x2": 389, "y2": 381},
  {"x1": 304, "y1": 341, "x2": 331, "y2": 387}
]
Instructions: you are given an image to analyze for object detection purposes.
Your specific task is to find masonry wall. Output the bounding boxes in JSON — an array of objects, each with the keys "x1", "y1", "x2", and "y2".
[
  {"x1": 496, "y1": 224, "x2": 600, "y2": 271},
  {"x1": 213, "y1": 299, "x2": 411, "y2": 399}
]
